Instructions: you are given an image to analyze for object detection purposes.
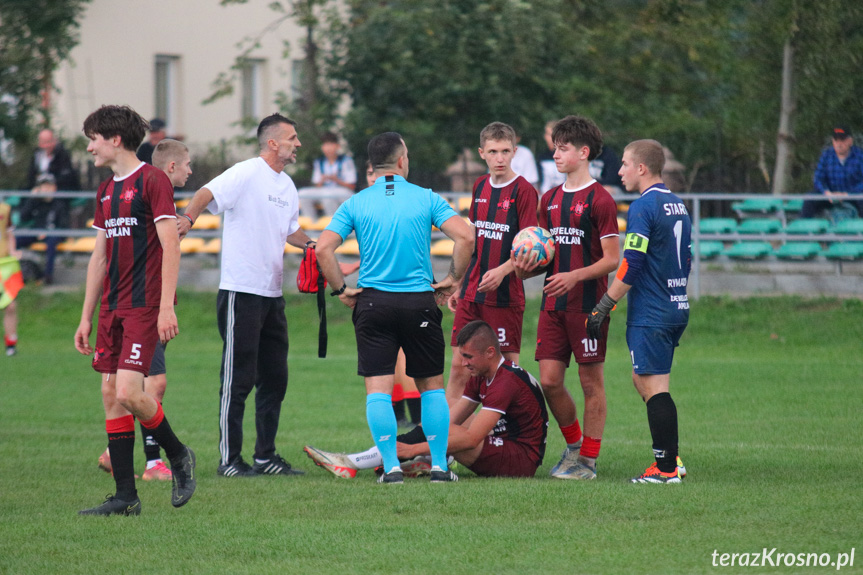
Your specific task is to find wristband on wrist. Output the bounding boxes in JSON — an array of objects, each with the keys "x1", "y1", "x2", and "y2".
[
  {"x1": 596, "y1": 292, "x2": 617, "y2": 314},
  {"x1": 182, "y1": 213, "x2": 195, "y2": 226},
  {"x1": 330, "y1": 284, "x2": 347, "y2": 297},
  {"x1": 305, "y1": 239, "x2": 316, "y2": 248}
]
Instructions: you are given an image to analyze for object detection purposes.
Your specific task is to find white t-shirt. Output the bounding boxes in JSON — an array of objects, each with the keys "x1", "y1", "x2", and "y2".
[
  {"x1": 512, "y1": 145, "x2": 539, "y2": 187},
  {"x1": 206, "y1": 156, "x2": 300, "y2": 297}
]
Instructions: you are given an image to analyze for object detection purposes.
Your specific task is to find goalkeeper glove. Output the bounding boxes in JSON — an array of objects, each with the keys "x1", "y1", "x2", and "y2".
[{"x1": 586, "y1": 293, "x2": 617, "y2": 340}]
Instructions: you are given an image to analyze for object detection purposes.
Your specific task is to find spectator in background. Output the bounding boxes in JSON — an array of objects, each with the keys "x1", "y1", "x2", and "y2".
[
  {"x1": 802, "y1": 125, "x2": 863, "y2": 218},
  {"x1": 539, "y1": 120, "x2": 565, "y2": 195},
  {"x1": 589, "y1": 142, "x2": 623, "y2": 193},
  {"x1": 511, "y1": 132, "x2": 539, "y2": 189},
  {"x1": 299, "y1": 131, "x2": 357, "y2": 219},
  {"x1": 16, "y1": 173, "x2": 68, "y2": 284},
  {"x1": 135, "y1": 118, "x2": 167, "y2": 165},
  {"x1": 26, "y1": 128, "x2": 80, "y2": 192},
  {"x1": 19, "y1": 128, "x2": 80, "y2": 284}
]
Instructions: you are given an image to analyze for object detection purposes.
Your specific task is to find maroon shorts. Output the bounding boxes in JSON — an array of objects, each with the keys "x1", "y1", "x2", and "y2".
[
  {"x1": 450, "y1": 300, "x2": 524, "y2": 353},
  {"x1": 467, "y1": 435, "x2": 540, "y2": 478},
  {"x1": 92, "y1": 306, "x2": 160, "y2": 376},
  {"x1": 535, "y1": 309, "x2": 608, "y2": 366}
]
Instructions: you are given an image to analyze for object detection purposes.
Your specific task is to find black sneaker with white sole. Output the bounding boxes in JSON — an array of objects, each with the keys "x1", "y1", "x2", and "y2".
[
  {"x1": 79, "y1": 494, "x2": 141, "y2": 516},
  {"x1": 169, "y1": 446, "x2": 196, "y2": 507},
  {"x1": 429, "y1": 466, "x2": 458, "y2": 483},
  {"x1": 252, "y1": 454, "x2": 305, "y2": 476},
  {"x1": 377, "y1": 469, "x2": 404, "y2": 484},
  {"x1": 217, "y1": 457, "x2": 258, "y2": 477}
]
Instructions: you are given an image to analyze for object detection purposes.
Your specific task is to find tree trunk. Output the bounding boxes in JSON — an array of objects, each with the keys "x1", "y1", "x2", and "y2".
[{"x1": 771, "y1": 38, "x2": 795, "y2": 195}]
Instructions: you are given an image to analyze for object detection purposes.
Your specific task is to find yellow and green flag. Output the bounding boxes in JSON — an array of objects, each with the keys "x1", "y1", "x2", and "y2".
[{"x1": 0, "y1": 256, "x2": 24, "y2": 309}]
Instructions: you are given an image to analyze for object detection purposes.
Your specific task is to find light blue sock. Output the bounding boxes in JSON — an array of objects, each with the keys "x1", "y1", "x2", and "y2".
[
  {"x1": 420, "y1": 389, "x2": 450, "y2": 471},
  {"x1": 366, "y1": 393, "x2": 400, "y2": 473}
]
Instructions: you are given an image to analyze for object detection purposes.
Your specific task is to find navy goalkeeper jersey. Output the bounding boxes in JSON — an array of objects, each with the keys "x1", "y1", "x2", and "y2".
[{"x1": 624, "y1": 184, "x2": 691, "y2": 327}]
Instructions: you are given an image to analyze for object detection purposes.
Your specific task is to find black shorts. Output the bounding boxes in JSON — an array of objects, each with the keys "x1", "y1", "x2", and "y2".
[
  {"x1": 352, "y1": 289, "x2": 445, "y2": 379},
  {"x1": 149, "y1": 341, "x2": 167, "y2": 376}
]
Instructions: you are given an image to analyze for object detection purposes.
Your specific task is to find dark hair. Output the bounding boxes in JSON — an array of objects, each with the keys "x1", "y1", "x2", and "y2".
[
  {"x1": 456, "y1": 320, "x2": 499, "y2": 352},
  {"x1": 552, "y1": 115, "x2": 603, "y2": 161},
  {"x1": 257, "y1": 113, "x2": 297, "y2": 148},
  {"x1": 320, "y1": 131, "x2": 339, "y2": 144},
  {"x1": 625, "y1": 139, "x2": 666, "y2": 176},
  {"x1": 367, "y1": 132, "x2": 405, "y2": 171},
  {"x1": 82, "y1": 105, "x2": 149, "y2": 151},
  {"x1": 479, "y1": 122, "x2": 517, "y2": 148}
]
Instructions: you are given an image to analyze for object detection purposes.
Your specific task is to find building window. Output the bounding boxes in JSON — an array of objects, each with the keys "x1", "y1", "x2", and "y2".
[
  {"x1": 240, "y1": 58, "x2": 265, "y2": 121},
  {"x1": 155, "y1": 54, "x2": 180, "y2": 130}
]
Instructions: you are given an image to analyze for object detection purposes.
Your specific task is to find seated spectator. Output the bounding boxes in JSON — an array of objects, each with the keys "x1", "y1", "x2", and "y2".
[
  {"x1": 298, "y1": 132, "x2": 356, "y2": 218},
  {"x1": 16, "y1": 174, "x2": 69, "y2": 284},
  {"x1": 802, "y1": 125, "x2": 863, "y2": 218},
  {"x1": 136, "y1": 118, "x2": 167, "y2": 165}
]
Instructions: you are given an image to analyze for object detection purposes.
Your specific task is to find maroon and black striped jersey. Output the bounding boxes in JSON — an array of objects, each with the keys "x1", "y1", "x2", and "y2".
[
  {"x1": 92, "y1": 163, "x2": 176, "y2": 310},
  {"x1": 463, "y1": 359, "x2": 548, "y2": 465},
  {"x1": 539, "y1": 180, "x2": 619, "y2": 312},
  {"x1": 459, "y1": 174, "x2": 538, "y2": 307}
]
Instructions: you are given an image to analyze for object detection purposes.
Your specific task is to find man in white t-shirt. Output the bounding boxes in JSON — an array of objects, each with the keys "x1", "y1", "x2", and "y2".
[
  {"x1": 511, "y1": 134, "x2": 539, "y2": 189},
  {"x1": 178, "y1": 113, "x2": 316, "y2": 478}
]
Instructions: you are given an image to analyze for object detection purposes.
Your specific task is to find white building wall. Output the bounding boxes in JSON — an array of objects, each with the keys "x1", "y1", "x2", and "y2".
[{"x1": 53, "y1": 0, "x2": 303, "y2": 153}]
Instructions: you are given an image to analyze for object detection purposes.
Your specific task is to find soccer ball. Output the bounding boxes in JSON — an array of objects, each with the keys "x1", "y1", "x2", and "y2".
[{"x1": 511, "y1": 226, "x2": 555, "y2": 268}]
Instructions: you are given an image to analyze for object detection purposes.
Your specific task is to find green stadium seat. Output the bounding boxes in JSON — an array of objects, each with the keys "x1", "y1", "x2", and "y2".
[
  {"x1": 698, "y1": 241, "x2": 725, "y2": 259},
  {"x1": 737, "y1": 218, "x2": 782, "y2": 234},
  {"x1": 698, "y1": 218, "x2": 737, "y2": 234},
  {"x1": 774, "y1": 242, "x2": 822, "y2": 260},
  {"x1": 785, "y1": 218, "x2": 829, "y2": 235},
  {"x1": 724, "y1": 241, "x2": 773, "y2": 260},
  {"x1": 824, "y1": 242, "x2": 863, "y2": 260},
  {"x1": 731, "y1": 197, "x2": 783, "y2": 215},
  {"x1": 830, "y1": 219, "x2": 863, "y2": 235},
  {"x1": 783, "y1": 199, "x2": 804, "y2": 212}
]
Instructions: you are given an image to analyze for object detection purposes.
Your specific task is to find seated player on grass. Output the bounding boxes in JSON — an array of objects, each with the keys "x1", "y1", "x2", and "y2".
[{"x1": 304, "y1": 320, "x2": 548, "y2": 479}]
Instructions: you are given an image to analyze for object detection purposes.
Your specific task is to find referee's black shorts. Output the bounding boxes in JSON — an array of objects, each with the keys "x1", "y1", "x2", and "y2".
[{"x1": 352, "y1": 288, "x2": 445, "y2": 379}]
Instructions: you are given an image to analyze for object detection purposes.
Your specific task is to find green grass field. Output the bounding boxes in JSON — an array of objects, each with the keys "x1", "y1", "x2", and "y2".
[{"x1": 0, "y1": 290, "x2": 861, "y2": 574}]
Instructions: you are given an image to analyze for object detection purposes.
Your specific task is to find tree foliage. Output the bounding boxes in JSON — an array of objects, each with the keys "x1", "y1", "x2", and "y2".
[
  {"x1": 0, "y1": 0, "x2": 91, "y2": 142},
  {"x1": 328, "y1": 0, "x2": 863, "y2": 192}
]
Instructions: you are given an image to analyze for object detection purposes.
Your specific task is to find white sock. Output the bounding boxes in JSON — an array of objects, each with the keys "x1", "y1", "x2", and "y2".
[
  {"x1": 347, "y1": 446, "x2": 382, "y2": 469},
  {"x1": 145, "y1": 459, "x2": 162, "y2": 470}
]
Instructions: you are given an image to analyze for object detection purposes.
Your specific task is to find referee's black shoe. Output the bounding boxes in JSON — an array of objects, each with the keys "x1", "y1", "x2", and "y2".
[
  {"x1": 170, "y1": 446, "x2": 197, "y2": 507},
  {"x1": 430, "y1": 466, "x2": 459, "y2": 483},
  {"x1": 217, "y1": 457, "x2": 258, "y2": 477},
  {"x1": 253, "y1": 454, "x2": 305, "y2": 476},
  {"x1": 79, "y1": 494, "x2": 141, "y2": 516},
  {"x1": 377, "y1": 468, "x2": 404, "y2": 484}
]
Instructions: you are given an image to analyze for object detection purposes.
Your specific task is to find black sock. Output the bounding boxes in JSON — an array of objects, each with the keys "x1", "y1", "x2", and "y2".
[
  {"x1": 140, "y1": 421, "x2": 161, "y2": 462},
  {"x1": 397, "y1": 424, "x2": 427, "y2": 445},
  {"x1": 646, "y1": 392, "x2": 678, "y2": 473},
  {"x1": 142, "y1": 414, "x2": 185, "y2": 463},
  {"x1": 108, "y1": 432, "x2": 137, "y2": 500},
  {"x1": 406, "y1": 397, "x2": 422, "y2": 423},
  {"x1": 393, "y1": 399, "x2": 407, "y2": 421}
]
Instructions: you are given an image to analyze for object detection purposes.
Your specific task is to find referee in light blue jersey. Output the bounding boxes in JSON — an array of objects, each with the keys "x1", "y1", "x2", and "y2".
[
  {"x1": 316, "y1": 132, "x2": 474, "y2": 484},
  {"x1": 586, "y1": 138, "x2": 692, "y2": 485}
]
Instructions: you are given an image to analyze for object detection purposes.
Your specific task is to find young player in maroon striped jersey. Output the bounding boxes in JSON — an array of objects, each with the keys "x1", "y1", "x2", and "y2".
[
  {"x1": 74, "y1": 106, "x2": 195, "y2": 515},
  {"x1": 513, "y1": 115, "x2": 620, "y2": 480},
  {"x1": 445, "y1": 122, "x2": 539, "y2": 405}
]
